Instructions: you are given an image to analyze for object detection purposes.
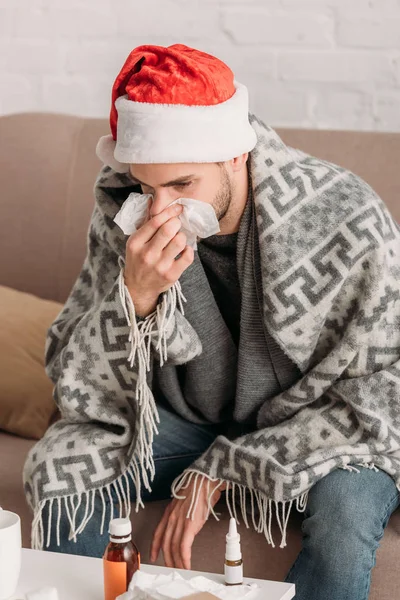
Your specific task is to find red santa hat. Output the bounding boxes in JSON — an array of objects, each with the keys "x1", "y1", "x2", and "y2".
[{"x1": 96, "y1": 44, "x2": 257, "y2": 173}]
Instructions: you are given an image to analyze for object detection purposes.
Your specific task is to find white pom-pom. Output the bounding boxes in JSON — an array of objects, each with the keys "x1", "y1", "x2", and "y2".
[{"x1": 96, "y1": 134, "x2": 129, "y2": 173}]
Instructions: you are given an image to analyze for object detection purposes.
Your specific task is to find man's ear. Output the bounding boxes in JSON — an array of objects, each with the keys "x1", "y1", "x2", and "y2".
[{"x1": 231, "y1": 152, "x2": 249, "y2": 173}]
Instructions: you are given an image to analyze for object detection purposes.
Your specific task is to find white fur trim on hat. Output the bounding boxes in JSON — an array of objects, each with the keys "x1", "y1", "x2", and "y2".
[
  {"x1": 96, "y1": 81, "x2": 257, "y2": 170},
  {"x1": 96, "y1": 134, "x2": 130, "y2": 173}
]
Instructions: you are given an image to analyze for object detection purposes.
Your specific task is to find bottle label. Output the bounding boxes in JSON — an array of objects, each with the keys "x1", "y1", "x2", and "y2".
[
  {"x1": 103, "y1": 559, "x2": 127, "y2": 600},
  {"x1": 224, "y1": 564, "x2": 243, "y2": 585}
]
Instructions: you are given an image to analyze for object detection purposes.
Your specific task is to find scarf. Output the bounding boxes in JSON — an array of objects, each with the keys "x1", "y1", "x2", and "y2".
[{"x1": 23, "y1": 115, "x2": 400, "y2": 550}]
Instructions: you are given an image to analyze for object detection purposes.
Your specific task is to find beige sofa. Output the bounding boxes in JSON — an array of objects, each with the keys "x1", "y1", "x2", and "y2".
[{"x1": 1, "y1": 113, "x2": 400, "y2": 598}]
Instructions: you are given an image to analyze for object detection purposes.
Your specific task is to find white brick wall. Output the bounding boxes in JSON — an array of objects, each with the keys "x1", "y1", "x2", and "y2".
[{"x1": 1, "y1": 0, "x2": 400, "y2": 131}]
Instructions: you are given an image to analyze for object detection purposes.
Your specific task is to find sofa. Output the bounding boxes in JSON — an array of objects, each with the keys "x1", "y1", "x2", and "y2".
[{"x1": 1, "y1": 112, "x2": 399, "y2": 598}]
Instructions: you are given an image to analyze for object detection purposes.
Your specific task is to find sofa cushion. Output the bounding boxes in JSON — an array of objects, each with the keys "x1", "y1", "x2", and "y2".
[{"x1": 0, "y1": 285, "x2": 62, "y2": 439}]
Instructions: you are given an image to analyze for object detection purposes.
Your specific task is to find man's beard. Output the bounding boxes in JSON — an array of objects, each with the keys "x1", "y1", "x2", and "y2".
[{"x1": 212, "y1": 165, "x2": 235, "y2": 222}]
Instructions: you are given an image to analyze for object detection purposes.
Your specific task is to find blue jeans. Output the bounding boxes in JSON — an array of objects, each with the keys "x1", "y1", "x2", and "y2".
[
  {"x1": 284, "y1": 465, "x2": 400, "y2": 600},
  {"x1": 42, "y1": 405, "x2": 400, "y2": 600}
]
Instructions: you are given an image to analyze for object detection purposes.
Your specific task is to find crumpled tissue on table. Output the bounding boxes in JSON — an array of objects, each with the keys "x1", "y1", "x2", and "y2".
[
  {"x1": 24, "y1": 586, "x2": 59, "y2": 600},
  {"x1": 116, "y1": 570, "x2": 259, "y2": 600},
  {"x1": 113, "y1": 192, "x2": 220, "y2": 251}
]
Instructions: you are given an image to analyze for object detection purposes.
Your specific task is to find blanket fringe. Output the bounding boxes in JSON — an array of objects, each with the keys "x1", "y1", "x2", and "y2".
[
  {"x1": 31, "y1": 456, "x2": 151, "y2": 550},
  {"x1": 30, "y1": 270, "x2": 187, "y2": 551},
  {"x1": 117, "y1": 263, "x2": 186, "y2": 494},
  {"x1": 340, "y1": 461, "x2": 380, "y2": 474},
  {"x1": 171, "y1": 470, "x2": 309, "y2": 549}
]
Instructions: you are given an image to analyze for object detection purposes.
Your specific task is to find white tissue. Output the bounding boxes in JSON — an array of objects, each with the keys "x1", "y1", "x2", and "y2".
[
  {"x1": 113, "y1": 192, "x2": 220, "y2": 250},
  {"x1": 116, "y1": 570, "x2": 259, "y2": 600},
  {"x1": 25, "y1": 586, "x2": 59, "y2": 600}
]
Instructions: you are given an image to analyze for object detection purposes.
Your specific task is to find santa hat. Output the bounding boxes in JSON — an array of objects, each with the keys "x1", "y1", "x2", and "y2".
[{"x1": 96, "y1": 44, "x2": 257, "y2": 173}]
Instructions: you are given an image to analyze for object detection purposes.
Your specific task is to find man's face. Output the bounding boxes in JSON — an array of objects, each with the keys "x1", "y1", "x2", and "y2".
[{"x1": 128, "y1": 162, "x2": 235, "y2": 223}]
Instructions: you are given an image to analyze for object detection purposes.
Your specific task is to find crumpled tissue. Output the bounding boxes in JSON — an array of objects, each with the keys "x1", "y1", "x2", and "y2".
[
  {"x1": 116, "y1": 570, "x2": 259, "y2": 600},
  {"x1": 113, "y1": 192, "x2": 220, "y2": 250},
  {"x1": 24, "y1": 586, "x2": 59, "y2": 600}
]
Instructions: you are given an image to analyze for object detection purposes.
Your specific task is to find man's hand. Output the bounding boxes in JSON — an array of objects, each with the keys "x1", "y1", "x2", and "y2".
[
  {"x1": 124, "y1": 202, "x2": 194, "y2": 317},
  {"x1": 150, "y1": 476, "x2": 226, "y2": 570}
]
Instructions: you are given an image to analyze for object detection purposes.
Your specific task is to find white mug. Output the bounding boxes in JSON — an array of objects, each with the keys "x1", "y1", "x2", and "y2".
[{"x1": 0, "y1": 508, "x2": 21, "y2": 599}]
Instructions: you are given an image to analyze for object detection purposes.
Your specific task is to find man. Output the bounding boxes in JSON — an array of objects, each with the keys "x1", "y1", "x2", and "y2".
[{"x1": 23, "y1": 44, "x2": 400, "y2": 600}]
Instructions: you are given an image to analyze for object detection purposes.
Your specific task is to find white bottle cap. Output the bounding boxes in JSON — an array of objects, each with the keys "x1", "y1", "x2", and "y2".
[
  {"x1": 109, "y1": 517, "x2": 132, "y2": 542},
  {"x1": 225, "y1": 517, "x2": 242, "y2": 561}
]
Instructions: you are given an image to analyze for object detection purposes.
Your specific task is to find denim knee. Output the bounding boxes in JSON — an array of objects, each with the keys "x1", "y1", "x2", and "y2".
[
  {"x1": 307, "y1": 466, "x2": 399, "y2": 528},
  {"x1": 301, "y1": 504, "x2": 371, "y2": 578},
  {"x1": 301, "y1": 467, "x2": 399, "y2": 576}
]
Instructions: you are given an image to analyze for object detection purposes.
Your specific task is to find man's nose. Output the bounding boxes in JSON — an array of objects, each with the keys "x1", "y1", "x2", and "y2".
[{"x1": 149, "y1": 190, "x2": 174, "y2": 218}]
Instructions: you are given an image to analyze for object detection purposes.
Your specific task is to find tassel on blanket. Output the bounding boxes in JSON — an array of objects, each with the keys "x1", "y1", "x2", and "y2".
[
  {"x1": 31, "y1": 468, "x2": 138, "y2": 550},
  {"x1": 30, "y1": 267, "x2": 188, "y2": 551},
  {"x1": 340, "y1": 461, "x2": 380, "y2": 474},
  {"x1": 117, "y1": 261, "x2": 187, "y2": 497},
  {"x1": 171, "y1": 470, "x2": 309, "y2": 550},
  {"x1": 167, "y1": 459, "x2": 388, "y2": 554}
]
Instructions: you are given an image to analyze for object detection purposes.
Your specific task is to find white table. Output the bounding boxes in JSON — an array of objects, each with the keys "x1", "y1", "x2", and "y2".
[{"x1": 11, "y1": 548, "x2": 295, "y2": 600}]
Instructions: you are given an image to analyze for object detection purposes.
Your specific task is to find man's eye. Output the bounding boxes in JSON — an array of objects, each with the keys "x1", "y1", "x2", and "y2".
[{"x1": 176, "y1": 182, "x2": 191, "y2": 189}]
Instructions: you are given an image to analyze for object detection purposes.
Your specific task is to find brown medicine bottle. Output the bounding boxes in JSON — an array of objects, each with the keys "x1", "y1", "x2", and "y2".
[{"x1": 103, "y1": 517, "x2": 140, "y2": 600}]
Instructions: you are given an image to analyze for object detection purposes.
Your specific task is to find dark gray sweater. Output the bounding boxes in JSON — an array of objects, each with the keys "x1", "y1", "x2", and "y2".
[
  {"x1": 197, "y1": 232, "x2": 241, "y2": 348},
  {"x1": 151, "y1": 191, "x2": 300, "y2": 438}
]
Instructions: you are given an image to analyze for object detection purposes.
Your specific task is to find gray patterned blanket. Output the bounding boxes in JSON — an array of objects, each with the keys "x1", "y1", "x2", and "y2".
[{"x1": 23, "y1": 115, "x2": 400, "y2": 550}]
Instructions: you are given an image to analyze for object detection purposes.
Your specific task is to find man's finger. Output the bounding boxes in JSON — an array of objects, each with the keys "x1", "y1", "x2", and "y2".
[
  {"x1": 180, "y1": 525, "x2": 196, "y2": 571},
  {"x1": 135, "y1": 203, "x2": 183, "y2": 245},
  {"x1": 150, "y1": 503, "x2": 172, "y2": 563},
  {"x1": 171, "y1": 516, "x2": 185, "y2": 569},
  {"x1": 145, "y1": 196, "x2": 152, "y2": 221},
  {"x1": 161, "y1": 516, "x2": 177, "y2": 568}
]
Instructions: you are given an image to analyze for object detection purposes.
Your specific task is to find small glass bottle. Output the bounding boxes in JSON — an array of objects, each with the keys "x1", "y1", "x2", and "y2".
[
  {"x1": 224, "y1": 517, "x2": 243, "y2": 586},
  {"x1": 103, "y1": 517, "x2": 140, "y2": 600}
]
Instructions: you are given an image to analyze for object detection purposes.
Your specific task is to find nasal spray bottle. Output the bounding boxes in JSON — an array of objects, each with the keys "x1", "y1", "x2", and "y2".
[{"x1": 224, "y1": 517, "x2": 243, "y2": 586}]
